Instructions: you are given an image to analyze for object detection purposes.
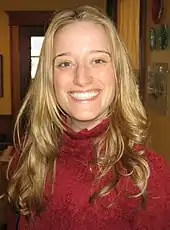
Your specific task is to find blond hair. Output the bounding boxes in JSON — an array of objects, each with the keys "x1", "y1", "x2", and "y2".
[{"x1": 7, "y1": 5, "x2": 150, "y2": 216}]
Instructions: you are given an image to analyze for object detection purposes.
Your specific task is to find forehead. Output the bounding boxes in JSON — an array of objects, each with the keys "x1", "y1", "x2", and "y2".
[{"x1": 53, "y1": 21, "x2": 110, "y2": 51}]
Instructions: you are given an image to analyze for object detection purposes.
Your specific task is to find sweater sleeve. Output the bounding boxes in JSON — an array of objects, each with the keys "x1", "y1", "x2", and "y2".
[{"x1": 132, "y1": 150, "x2": 170, "y2": 229}]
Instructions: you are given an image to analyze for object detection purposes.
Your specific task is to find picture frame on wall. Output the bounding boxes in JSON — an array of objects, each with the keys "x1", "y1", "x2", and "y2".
[{"x1": 0, "y1": 55, "x2": 3, "y2": 97}]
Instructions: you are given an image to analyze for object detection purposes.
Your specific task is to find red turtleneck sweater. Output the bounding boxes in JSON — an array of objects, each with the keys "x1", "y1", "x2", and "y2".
[{"x1": 8, "y1": 120, "x2": 170, "y2": 229}]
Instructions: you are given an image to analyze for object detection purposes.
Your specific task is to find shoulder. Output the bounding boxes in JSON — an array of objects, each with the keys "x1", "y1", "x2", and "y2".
[
  {"x1": 134, "y1": 146, "x2": 170, "y2": 194},
  {"x1": 144, "y1": 149, "x2": 170, "y2": 203},
  {"x1": 146, "y1": 149, "x2": 170, "y2": 217},
  {"x1": 146, "y1": 149, "x2": 170, "y2": 189},
  {"x1": 131, "y1": 149, "x2": 170, "y2": 228},
  {"x1": 146, "y1": 148, "x2": 170, "y2": 168},
  {"x1": 145, "y1": 149, "x2": 170, "y2": 212}
]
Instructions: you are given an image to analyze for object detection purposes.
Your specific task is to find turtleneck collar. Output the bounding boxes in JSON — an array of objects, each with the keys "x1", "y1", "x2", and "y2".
[
  {"x1": 59, "y1": 117, "x2": 110, "y2": 163},
  {"x1": 63, "y1": 118, "x2": 110, "y2": 141}
]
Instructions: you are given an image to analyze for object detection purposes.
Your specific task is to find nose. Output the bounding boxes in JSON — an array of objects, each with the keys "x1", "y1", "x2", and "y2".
[{"x1": 73, "y1": 64, "x2": 93, "y2": 87}]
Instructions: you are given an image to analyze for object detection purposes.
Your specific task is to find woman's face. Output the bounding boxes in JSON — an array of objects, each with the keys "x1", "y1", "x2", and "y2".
[{"x1": 53, "y1": 21, "x2": 116, "y2": 131}]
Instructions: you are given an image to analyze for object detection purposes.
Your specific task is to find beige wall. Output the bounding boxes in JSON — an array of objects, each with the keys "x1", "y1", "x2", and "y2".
[
  {"x1": 0, "y1": 0, "x2": 106, "y2": 115},
  {"x1": 146, "y1": 0, "x2": 170, "y2": 161}
]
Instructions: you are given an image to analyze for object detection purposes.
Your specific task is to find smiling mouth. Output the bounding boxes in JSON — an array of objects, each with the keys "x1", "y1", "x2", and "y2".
[{"x1": 69, "y1": 90, "x2": 100, "y2": 100}]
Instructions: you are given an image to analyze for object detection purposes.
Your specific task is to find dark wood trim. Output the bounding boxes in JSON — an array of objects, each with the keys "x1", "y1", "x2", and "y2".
[
  {"x1": 139, "y1": 0, "x2": 147, "y2": 102},
  {"x1": 19, "y1": 27, "x2": 30, "y2": 101},
  {"x1": 106, "y1": 0, "x2": 117, "y2": 26},
  {"x1": 2, "y1": 11, "x2": 54, "y2": 139},
  {"x1": 6, "y1": 11, "x2": 52, "y2": 126},
  {"x1": 9, "y1": 25, "x2": 21, "y2": 123},
  {"x1": 5, "y1": 11, "x2": 53, "y2": 27},
  {"x1": 0, "y1": 55, "x2": 3, "y2": 97},
  {"x1": 0, "y1": 115, "x2": 12, "y2": 141}
]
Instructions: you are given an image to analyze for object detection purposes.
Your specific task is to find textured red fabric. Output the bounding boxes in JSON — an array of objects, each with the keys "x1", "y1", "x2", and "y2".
[{"x1": 8, "y1": 120, "x2": 170, "y2": 229}]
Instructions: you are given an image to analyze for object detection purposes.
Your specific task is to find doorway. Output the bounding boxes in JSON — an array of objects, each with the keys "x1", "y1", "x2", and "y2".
[{"x1": 19, "y1": 26, "x2": 44, "y2": 100}]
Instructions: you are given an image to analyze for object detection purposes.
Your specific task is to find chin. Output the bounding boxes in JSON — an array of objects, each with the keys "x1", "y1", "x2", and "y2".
[
  {"x1": 73, "y1": 112, "x2": 100, "y2": 121},
  {"x1": 73, "y1": 112, "x2": 108, "y2": 125}
]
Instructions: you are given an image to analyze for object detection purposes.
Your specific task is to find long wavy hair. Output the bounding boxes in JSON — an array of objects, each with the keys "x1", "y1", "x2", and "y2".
[{"x1": 7, "y1": 5, "x2": 150, "y2": 217}]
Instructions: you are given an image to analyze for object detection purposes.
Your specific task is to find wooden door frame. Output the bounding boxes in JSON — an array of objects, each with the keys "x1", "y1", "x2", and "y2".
[
  {"x1": 5, "y1": 11, "x2": 53, "y2": 125},
  {"x1": 139, "y1": 0, "x2": 147, "y2": 102}
]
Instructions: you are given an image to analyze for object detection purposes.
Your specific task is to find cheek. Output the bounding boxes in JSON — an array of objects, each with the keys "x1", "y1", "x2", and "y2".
[
  {"x1": 99, "y1": 67, "x2": 115, "y2": 88},
  {"x1": 53, "y1": 73, "x2": 72, "y2": 109},
  {"x1": 102, "y1": 69, "x2": 116, "y2": 99},
  {"x1": 53, "y1": 72, "x2": 68, "y2": 94},
  {"x1": 53, "y1": 78, "x2": 66, "y2": 105},
  {"x1": 53, "y1": 78, "x2": 67, "y2": 108}
]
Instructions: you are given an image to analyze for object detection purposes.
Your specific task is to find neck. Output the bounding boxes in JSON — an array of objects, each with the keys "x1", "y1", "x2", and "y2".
[
  {"x1": 67, "y1": 110, "x2": 110, "y2": 132},
  {"x1": 63, "y1": 117, "x2": 110, "y2": 143},
  {"x1": 67, "y1": 117, "x2": 109, "y2": 132}
]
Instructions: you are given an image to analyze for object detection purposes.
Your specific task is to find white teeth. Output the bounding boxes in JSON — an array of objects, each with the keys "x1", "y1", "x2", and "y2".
[{"x1": 70, "y1": 91, "x2": 99, "y2": 100}]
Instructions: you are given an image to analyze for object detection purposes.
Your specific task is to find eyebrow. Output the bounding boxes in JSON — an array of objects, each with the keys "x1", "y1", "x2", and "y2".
[
  {"x1": 54, "y1": 52, "x2": 72, "y2": 58},
  {"x1": 54, "y1": 50, "x2": 111, "y2": 59},
  {"x1": 90, "y1": 50, "x2": 111, "y2": 56}
]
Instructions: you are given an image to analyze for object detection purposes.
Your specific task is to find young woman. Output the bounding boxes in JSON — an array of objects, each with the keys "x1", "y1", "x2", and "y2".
[{"x1": 7, "y1": 5, "x2": 170, "y2": 229}]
